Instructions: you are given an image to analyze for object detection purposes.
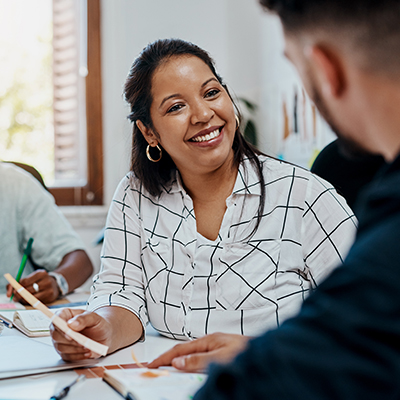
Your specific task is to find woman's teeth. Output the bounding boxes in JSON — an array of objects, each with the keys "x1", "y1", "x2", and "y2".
[{"x1": 191, "y1": 128, "x2": 221, "y2": 142}]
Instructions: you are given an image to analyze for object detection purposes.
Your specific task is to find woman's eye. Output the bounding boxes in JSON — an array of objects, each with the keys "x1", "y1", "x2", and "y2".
[
  {"x1": 205, "y1": 89, "x2": 220, "y2": 98},
  {"x1": 167, "y1": 104, "x2": 183, "y2": 113}
]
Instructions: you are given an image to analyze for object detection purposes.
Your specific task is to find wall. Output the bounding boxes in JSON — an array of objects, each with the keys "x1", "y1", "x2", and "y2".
[{"x1": 258, "y1": 12, "x2": 335, "y2": 168}]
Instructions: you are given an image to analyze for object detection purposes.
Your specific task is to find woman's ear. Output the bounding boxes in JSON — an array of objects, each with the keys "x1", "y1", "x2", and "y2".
[
  {"x1": 136, "y1": 120, "x2": 158, "y2": 146},
  {"x1": 307, "y1": 44, "x2": 346, "y2": 99}
]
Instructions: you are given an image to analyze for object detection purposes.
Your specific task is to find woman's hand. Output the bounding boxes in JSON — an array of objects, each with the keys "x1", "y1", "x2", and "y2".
[
  {"x1": 147, "y1": 332, "x2": 251, "y2": 372},
  {"x1": 7, "y1": 269, "x2": 60, "y2": 304},
  {"x1": 50, "y1": 308, "x2": 113, "y2": 361},
  {"x1": 50, "y1": 306, "x2": 144, "y2": 362}
]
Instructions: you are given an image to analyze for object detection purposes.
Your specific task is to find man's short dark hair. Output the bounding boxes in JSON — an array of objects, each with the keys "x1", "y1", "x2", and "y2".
[{"x1": 259, "y1": 0, "x2": 400, "y2": 75}]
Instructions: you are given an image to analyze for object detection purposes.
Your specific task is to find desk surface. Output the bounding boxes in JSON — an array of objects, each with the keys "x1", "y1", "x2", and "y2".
[{"x1": 0, "y1": 307, "x2": 178, "y2": 400}]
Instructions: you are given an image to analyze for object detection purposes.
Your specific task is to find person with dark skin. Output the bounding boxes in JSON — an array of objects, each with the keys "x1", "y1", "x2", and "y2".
[
  {"x1": 1, "y1": 162, "x2": 93, "y2": 303},
  {"x1": 148, "y1": 1, "x2": 400, "y2": 398}
]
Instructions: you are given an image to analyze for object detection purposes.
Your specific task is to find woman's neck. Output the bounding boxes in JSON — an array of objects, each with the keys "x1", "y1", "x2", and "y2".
[
  {"x1": 179, "y1": 157, "x2": 238, "y2": 203},
  {"x1": 179, "y1": 155, "x2": 239, "y2": 241}
]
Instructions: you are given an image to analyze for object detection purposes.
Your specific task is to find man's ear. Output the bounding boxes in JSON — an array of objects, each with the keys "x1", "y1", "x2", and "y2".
[
  {"x1": 136, "y1": 120, "x2": 158, "y2": 145},
  {"x1": 306, "y1": 44, "x2": 346, "y2": 98}
]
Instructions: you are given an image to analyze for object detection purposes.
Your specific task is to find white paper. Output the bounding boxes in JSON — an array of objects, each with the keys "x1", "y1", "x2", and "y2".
[
  {"x1": 14, "y1": 310, "x2": 51, "y2": 332},
  {"x1": 104, "y1": 368, "x2": 207, "y2": 400},
  {"x1": 0, "y1": 336, "x2": 97, "y2": 379}
]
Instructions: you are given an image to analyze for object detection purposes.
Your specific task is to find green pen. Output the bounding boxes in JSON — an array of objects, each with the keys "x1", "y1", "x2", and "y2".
[{"x1": 10, "y1": 237, "x2": 34, "y2": 302}]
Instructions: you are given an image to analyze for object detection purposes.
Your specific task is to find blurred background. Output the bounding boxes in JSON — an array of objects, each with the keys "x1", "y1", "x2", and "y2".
[{"x1": 0, "y1": 0, "x2": 335, "y2": 281}]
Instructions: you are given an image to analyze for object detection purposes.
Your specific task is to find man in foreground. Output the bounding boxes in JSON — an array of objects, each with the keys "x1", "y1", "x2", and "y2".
[{"x1": 149, "y1": 0, "x2": 400, "y2": 397}]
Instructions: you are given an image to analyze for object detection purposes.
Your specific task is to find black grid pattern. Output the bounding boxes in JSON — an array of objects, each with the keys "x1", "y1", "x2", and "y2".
[{"x1": 88, "y1": 156, "x2": 357, "y2": 339}]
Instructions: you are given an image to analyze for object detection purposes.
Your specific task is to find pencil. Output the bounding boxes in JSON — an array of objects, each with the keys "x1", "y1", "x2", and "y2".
[{"x1": 10, "y1": 237, "x2": 34, "y2": 302}]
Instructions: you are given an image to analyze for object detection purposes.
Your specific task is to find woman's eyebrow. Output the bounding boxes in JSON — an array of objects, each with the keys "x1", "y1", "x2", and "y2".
[
  {"x1": 159, "y1": 93, "x2": 180, "y2": 109},
  {"x1": 201, "y1": 77, "x2": 219, "y2": 88}
]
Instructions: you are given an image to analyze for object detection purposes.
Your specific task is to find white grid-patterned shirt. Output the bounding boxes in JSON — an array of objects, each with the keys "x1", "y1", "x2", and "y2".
[{"x1": 88, "y1": 156, "x2": 357, "y2": 339}]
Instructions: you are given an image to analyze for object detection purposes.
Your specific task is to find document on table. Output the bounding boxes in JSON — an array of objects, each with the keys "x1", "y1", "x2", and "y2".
[
  {"x1": 0, "y1": 294, "x2": 25, "y2": 311},
  {"x1": 0, "y1": 290, "x2": 89, "y2": 311},
  {"x1": 0, "y1": 336, "x2": 98, "y2": 379},
  {"x1": 103, "y1": 368, "x2": 207, "y2": 400}
]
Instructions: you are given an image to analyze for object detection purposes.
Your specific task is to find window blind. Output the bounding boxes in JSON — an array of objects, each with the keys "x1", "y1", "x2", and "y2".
[{"x1": 52, "y1": 0, "x2": 87, "y2": 185}]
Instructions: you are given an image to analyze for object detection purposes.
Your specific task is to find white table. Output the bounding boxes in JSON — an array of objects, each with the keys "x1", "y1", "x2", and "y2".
[{"x1": 0, "y1": 308, "x2": 178, "y2": 400}]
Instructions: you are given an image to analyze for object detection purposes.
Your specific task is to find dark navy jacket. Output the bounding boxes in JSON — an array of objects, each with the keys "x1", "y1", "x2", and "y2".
[{"x1": 194, "y1": 154, "x2": 400, "y2": 400}]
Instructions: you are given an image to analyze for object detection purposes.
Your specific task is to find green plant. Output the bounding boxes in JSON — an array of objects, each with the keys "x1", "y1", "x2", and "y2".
[{"x1": 238, "y1": 97, "x2": 258, "y2": 146}]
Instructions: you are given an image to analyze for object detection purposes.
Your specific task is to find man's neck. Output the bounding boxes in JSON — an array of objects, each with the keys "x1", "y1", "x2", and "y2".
[{"x1": 350, "y1": 70, "x2": 400, "y2": 162}]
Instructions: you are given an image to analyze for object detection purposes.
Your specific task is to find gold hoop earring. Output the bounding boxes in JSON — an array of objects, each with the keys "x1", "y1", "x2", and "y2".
[
  {"x1": 146, "y1": 144, "x2": 162, "y2": 162},
  {"x1": 235, "y1": 114, "x2": 240, "y2": 130}
]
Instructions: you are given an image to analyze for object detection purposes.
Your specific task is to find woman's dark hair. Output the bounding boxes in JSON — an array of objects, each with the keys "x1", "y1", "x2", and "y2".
[{"x1": 124, "y1": 38, "x2": 266, "y2": 235}]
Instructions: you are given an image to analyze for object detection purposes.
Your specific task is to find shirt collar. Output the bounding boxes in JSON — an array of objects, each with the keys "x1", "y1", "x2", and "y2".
[
  {"x1": 161, "y1": 170, "x2": 181, "y2": 194},
  {"x1": 232, "y1": 157, "x2": 262, "y2": 197},
  {"x1": 166, "y1": 157, "x2": 262, "y2": 197}
]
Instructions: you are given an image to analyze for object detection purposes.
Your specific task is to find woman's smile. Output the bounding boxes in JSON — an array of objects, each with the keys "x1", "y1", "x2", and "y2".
[{"x1": 189, "y1": 126, "x2": 223, "y2": 144}]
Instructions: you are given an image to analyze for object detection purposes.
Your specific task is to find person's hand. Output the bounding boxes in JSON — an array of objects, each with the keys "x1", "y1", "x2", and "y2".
[
  {"x1": 147, "y1": 332, "x2": 251, "y2": 372},
  {"x1": 50, "y1": 309, "x2": 112, "y2": 361},
  {"x1": 6, "y1": 269, "x2": 60, "y2": 304}
]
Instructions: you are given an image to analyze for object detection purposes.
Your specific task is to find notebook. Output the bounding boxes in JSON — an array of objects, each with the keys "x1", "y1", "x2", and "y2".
[
  {"x1": 103, "y1": 368, "x2": 207, "y2": 400},
  {"x1": 0, "y1": 304, "x2": 87, "y2": 337},
  {"x1": 12, "y1": 310, "x2": 51, "y2": 337}
]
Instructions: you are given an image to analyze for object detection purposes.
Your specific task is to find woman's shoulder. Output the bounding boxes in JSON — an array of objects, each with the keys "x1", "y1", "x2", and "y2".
[
  {"x1": 257, "y1": 155, "x2": 347, "y2": 200},
  {"x1": 257, "y1": 155, "x2": 313, "y2": 181},
  {"x1": 113, "y1": 170, "x2": 180, "y2": 200},
  {"x1": 113, "y1": 171, "x2": 149, "y2": 198}
]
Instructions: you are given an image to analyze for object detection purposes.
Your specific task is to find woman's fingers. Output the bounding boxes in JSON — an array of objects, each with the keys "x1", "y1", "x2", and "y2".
[
  {"x1": 50, "y1": 309, "x2": 90, "y2": 360},
  {"x1": 50, "y1": 309, "x2": 111, "y2": 361}
]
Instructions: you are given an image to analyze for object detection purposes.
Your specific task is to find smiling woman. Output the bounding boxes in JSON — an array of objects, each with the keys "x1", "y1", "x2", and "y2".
[
  {"x1": 50, "y1": 39, "x2": 357, "y2": 363},
  {"x1": 135, "y1": 55, "x2": 238, "y2": 240}
]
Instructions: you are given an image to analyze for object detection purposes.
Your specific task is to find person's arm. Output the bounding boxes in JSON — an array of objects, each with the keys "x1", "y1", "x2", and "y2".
[
  {"x1": 301, "y1": 173, "x2": 357, "y2": 285},
  {"x1": 48, "y1": 249, "x2": 93, "y2": 293},
  {"x1": 86, "y1": 175, "x2": 149, "y2": 333},
  {"x1": 5, "y1": 166, "x2": 92, "y2": 303},
  {"x1": 50, "y1": 306, "x2": 144, "y2": 361},
  {"x1": 7, "y1": 249, "x2": 93, "y2": 303},
  {"x1": 147, "y1": 333, "x2": 251, "y2": 372}
]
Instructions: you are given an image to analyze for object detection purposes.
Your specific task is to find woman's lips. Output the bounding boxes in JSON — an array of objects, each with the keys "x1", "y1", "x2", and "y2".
[
  {"x1": 188, "y1": 126, "x2": 224, "y2": 148},
  {"x1": 190, "y1": 127, "x2": 222, "y2": 143}
]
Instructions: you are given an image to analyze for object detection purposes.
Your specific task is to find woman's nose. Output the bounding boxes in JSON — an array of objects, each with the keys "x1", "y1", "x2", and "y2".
[{"x1": 190, "y1": 100, "x2": 214, "y2": 125}]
